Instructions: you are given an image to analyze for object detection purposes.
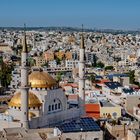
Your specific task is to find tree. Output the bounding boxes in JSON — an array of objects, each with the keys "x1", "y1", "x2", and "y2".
[
  {"x1": 105, "y1": 66, "x2": 114, "y2": 71},
  {"x1": 87, "y1": 74, "x2": 96, "y2": 83},
  {"x1": 42, "y1": 62, "x2": 48, "y2": 67},
  {"x1": 56, "y1": 72, "x2": 62, "y2": 82},
  {"x1": 56, "y1": 57, "x2": 61, "y2": 65},
  {"x1": 96, "y1": 61, "x2": 105, "y2": 68},
  {"x1": 127, "y1": 70, "x2": 135, "y2": 84},
  {"x1": 0, "y1": 56, "x2": 3, "y2": 65},
  {"x1": 0, "y1": 61, "x2": 14, "y2": 88},
  {"x1": 28, "y1": 57, "x2": 35, "y2": 67}
]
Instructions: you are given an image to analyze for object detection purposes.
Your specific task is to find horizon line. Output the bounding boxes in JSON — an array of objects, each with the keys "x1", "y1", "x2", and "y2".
[{"x1": 0, "y1": 26, "x2": 140, "y2": 31}]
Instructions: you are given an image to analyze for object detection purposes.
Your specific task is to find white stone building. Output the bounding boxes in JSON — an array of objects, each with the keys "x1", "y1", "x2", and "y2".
[{"x1": 65, "y1": 60, "x2": 79, "y2": 69}]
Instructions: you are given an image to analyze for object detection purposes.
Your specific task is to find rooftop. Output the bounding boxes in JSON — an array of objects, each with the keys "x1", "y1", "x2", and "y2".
[
  {"x1": 104, "y1": 82, "x2": 122, "y2": 89},
  {"x1": 107, "y1": 74, "x2": 128, "y2": 80},
  {"x1": 100, "y1": 100, "x2": 115, "y2": 107},
  {"x1": 122, "y1": 88, "x2": 134, "y2": 94},
  {"x1": 132, "y1": 129, "x2": 140, "y2": 137},
  {"x1": 0, "y1": 127, "x2": 56, "y2": 140}
]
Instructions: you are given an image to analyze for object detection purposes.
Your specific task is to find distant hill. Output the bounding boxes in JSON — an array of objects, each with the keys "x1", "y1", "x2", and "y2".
[{"x1": 0, "y1": 26, "x2": 140, "y2": 34}]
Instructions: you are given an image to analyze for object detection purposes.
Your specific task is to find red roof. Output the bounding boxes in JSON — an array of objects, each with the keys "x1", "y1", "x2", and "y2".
[
  {"x1": 61, "y1": 83, "x2": 78, "y2": 88},
  {"x1": 85, "y1": 104, "x2": 100, "y2": 119},
  {"x1": 96, "y1": 79, "x2": 110, "y2": 84}
]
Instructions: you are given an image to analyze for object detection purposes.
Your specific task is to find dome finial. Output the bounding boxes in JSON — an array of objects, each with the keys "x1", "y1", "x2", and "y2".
[{"x1": 22, "y1": 23, "x2": 28, "y2": 53}]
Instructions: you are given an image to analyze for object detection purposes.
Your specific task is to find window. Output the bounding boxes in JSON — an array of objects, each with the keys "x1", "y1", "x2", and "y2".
[
  {"x1": 58, "y1": 103, "x2": 61, "y2": 109},
  {"x1": 55, "y1": 104, "x2": 57, "y2": 110},
  {"x1": 48, "y1": 105, "x2": 51, "y2": 111}
]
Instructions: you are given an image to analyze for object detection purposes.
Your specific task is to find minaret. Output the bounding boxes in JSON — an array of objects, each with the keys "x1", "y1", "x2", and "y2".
[
  {"x1": 20, "y1": 25, "x2": 29, "y2": 128},
  {"x1": 79, "y1": 25, "x2": 85, "y2": 115}
]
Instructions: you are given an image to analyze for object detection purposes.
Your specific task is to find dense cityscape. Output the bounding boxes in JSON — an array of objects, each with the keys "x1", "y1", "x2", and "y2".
[{"x1": 0, "y1": 26, "x2": 140, "y2": 140}]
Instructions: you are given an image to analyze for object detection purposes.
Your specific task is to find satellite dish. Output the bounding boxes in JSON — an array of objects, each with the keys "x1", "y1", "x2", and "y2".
[{"x1": 112, "y1": 112, "x2": 117, "y2": 118}]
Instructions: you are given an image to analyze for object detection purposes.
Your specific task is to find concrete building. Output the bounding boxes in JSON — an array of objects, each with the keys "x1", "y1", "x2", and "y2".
[
  {"x1": 106, "y1": 118, "x2": 139, "y2": 140},
  {"x1": 113, "y1": 76, "x2": 130, "y2": 87},
  {"x1": 10, "y1": 67, "x2": 21, "y2": 89},
  {"x1": 133, "y1": 106, "x2": 140, "y2": 120},
  {"x1": 48, "y1": 60, "x2": 57, "y2": 68},
  {"x1": 0, "y1": 43, "x2": 13, "y2": 54},
  {"x1": 102, "y1": 82, "x2": 122, "y2": 95},
  {"x1": 65, "y1": 60, "x2": 79, "y2": 69},
  {"x1": 99, "y1": 100, "x2": 121, "y2": 119},
  {"x1": 125, "y1": 95, "x2": 140, "y2": 114},
  {"x1": 85, "y1": 52, "x2": 96, "y2": 63},
  {"x1": 127, "y1": 129, "x2": 140, "y2": 140},
  {"x1": 34, "y1": 56, "x2": 46, "y2": 67}
]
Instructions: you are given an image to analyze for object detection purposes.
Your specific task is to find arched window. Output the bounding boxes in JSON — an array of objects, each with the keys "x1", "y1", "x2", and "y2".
[
  {"x1": 48, "y1": 105, "x2": 51, "y2": 111},
  {"x1": 55, "y1": 104, "x2": 57, "y2": 110},
  {"x1": 48, "y1": 99, "x2": 62, "y2": 113},
  {"x1": 58, "y1": 103, "x2": 61, "y2": 109}
]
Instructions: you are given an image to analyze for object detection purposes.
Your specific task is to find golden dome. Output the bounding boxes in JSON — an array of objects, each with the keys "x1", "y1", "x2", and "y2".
[
  {"x1": 8, "y1": 92, "x2": 42, "y2": 108},
  {"x1": 29, "y1": 71, "x2": 57, "y2": 88}
]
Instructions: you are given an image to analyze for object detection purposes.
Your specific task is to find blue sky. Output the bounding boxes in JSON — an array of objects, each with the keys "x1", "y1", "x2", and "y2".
[{"x1": 0, "y1": 0, "x2": 140, "y2": 29}]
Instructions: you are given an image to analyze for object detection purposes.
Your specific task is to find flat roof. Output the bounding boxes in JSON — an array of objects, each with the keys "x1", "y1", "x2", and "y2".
[
  {"x1": 104, "y1": 82, "x2": 122, "y2": 89},
  {"x1": 57, "y1": 117, "x2": 101, "y2": 133},
  {"x1": 100, "y1": 100, "x2": 115, "y2": 107}
]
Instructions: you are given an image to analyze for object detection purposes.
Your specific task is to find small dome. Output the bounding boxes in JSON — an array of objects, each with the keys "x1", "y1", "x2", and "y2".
[
  {"x1": 8, "y1": 92, "x2": 42, "y2": 108},
  {"x1": 29, "y1": 71, "x2": 56, "y2": 88}
]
